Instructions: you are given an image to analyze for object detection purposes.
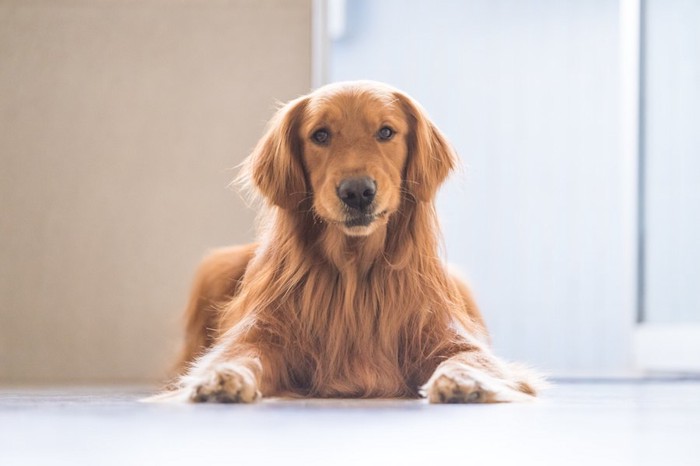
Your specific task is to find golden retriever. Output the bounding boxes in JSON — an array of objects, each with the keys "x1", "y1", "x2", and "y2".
[{"x1": 155, "y1": 81, "x2": 542, "y2": 403}]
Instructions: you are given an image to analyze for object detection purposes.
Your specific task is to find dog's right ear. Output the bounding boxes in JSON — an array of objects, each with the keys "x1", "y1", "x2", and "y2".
[{"x1": 245, "y1": 96, "x2": 309, "y2": 210}]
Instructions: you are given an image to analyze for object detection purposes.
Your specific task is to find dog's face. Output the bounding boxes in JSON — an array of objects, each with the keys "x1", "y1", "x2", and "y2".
[
  {"x1": 300, "y1": 87, "x2": 408, "y2": 236},
  {"x1": 247, "y1": 81, "x2": 456, "y2": 237}
]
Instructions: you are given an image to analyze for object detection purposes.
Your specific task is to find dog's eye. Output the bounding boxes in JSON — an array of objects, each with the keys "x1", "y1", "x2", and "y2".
[
  {"x1": 377, "y1": 126, "x2": 394, "y2": 141},
  {"x1": 311, "y1": 129, "x2": 330, "y2": 145}
]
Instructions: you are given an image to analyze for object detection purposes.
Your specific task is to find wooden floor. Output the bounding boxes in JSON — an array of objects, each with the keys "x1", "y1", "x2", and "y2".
[{"x1": 1, "y1": 380, "x2": 699, "y2": 465}]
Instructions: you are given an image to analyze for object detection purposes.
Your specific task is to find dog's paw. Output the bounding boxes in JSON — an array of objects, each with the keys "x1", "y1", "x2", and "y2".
[
  {"x1": 424, "y1": 372, "x2": 487, "y2": 403},
  {"x1": 422, "y1": 368, "x2": 534, "y2": 404},
  {"x1": 186, "y1": 364, "x2": 261, "y2": 404}
]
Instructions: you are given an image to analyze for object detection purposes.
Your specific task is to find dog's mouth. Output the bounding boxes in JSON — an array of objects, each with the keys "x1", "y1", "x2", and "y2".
[
  {"x1": 316, "y1": 203, "x2": 391, "y2": 235},
  {"x1": 344, "y1": 214, "x2": 375, "y2": 228},
  {"x1": 343, "y1": 210, "x2": 388, "y2": 229}
]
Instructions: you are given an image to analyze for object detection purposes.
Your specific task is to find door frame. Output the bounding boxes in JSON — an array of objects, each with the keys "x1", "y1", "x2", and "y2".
[{"x1": 623, "y1": 0, "x2": 700, "y2": 373}]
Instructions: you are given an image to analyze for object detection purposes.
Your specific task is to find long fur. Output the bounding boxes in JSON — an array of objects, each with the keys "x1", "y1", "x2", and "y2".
[{"x1": 154, "y1": 81, "x2": 544, "y2": 403}]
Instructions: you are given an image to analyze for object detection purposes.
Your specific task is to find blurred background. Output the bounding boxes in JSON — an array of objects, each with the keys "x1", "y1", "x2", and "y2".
[{"x1": 1, "y1": 0, "x2": 698, "y2": 385}]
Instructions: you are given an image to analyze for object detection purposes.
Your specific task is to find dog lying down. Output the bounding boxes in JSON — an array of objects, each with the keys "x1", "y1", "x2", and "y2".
[{"x1": 150, "y1": 81, "x2": 544, "y2": 404}]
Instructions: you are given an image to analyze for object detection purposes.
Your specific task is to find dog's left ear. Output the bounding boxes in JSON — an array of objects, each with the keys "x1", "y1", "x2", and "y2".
[
  {"x1": 245, "y1": 96, "x2": 309, "y2": 210},
  {"x1": 394, "y1": 91, "x2": 457, "y2": 202}
]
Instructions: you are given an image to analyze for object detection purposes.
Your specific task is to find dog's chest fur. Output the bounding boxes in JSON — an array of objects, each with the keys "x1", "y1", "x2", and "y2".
[
  {"x1": 279, "y1": 258, "x2": 432, "y2": 398},
  {"x1": 250, "y1": 209, "x2": 447, "y2": 398}
]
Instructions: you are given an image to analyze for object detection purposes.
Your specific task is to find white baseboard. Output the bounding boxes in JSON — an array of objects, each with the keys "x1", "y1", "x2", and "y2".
[{"x1": 634, "y1": 323, "x2": 700, "y2": 372}]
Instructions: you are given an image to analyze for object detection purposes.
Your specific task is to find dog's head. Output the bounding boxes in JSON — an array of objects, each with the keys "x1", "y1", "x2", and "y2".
[{"x1": 246, "y1": 81, "x2": 456, "y2": 236}]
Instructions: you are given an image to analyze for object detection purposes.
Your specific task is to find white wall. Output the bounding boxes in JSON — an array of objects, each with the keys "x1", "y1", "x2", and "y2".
[{"x1": 330, "y1": 0, "x2": 636, "y2": 373}]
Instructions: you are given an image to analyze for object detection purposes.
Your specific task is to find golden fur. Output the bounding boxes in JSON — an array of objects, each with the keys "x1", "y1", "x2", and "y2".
[{"x1": 156, "y1": 81, "x2": 542, "y2": 403}]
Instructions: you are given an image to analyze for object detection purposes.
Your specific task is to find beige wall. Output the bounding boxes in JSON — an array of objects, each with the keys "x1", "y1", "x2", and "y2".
[{"x1": 0, "y1": 0, "x2": 312, "y2": 384}]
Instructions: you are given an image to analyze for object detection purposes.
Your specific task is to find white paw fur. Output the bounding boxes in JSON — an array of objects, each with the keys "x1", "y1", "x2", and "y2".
[
  {"x1": 187, "y1": 364, "x2": 260, "y2": 403},
  {"x1": 421, "y1": 365, "x2": 539, "y2": 404},
  {"x1": 144, "y1": 363, "x2": 261, "y2": 404}
]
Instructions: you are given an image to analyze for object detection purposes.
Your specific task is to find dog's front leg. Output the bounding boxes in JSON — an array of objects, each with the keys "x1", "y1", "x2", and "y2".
[
  {"x1": 147, "y1": 350, "x2": 263, "y2": 404},
  {"x1": 158, "y1": 323, "x2": 278, "y2": 404},
  {"x1": 421, "y1": 349, "x2": 541, "y2": 404}
]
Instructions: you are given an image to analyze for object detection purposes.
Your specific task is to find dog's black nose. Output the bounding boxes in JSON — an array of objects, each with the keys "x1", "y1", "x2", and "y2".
[{"x1": 337, "y1": 177, "x2": 376, "y2": 211}]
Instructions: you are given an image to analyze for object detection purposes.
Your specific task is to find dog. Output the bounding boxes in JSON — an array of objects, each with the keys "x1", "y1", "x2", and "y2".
[{"x1": 154, "y1": 81, "x2": 542, "y2": 403}]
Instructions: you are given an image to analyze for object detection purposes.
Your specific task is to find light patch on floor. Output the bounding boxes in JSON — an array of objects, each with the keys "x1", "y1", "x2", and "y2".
[{"x1": 1, "y1": 381, "x2": 699, "y2": 465}]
